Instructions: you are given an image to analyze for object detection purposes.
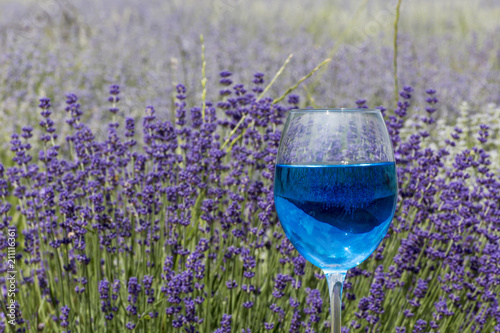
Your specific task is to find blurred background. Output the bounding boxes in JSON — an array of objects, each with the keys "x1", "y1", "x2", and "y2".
[{"x1": 0, "y1": 0, "x2": 499, "y2": 141}]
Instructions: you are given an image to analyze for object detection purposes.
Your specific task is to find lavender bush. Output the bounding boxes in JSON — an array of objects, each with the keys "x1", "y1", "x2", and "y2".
[{"x1": 0, "y1": 69, "x2": 499, "y2": 332}]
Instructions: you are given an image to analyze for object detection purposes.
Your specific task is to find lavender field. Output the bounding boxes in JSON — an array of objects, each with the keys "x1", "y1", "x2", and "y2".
[{"x1": 0, "y1": 0, "x2": 499, "y2": 332}]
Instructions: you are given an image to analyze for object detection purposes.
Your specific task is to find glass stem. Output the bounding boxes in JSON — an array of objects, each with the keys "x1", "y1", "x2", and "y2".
[{"x1": 325, "y1": 272, "x2": 346, "y2": 333}]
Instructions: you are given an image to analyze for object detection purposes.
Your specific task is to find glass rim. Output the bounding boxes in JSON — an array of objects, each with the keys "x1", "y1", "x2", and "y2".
[{"x1": 289, "y1": 108, "x2": 381, "y2": 113}]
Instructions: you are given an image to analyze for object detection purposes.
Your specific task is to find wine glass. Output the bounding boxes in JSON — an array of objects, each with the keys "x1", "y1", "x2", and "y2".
[{"x1": 273, "y1": 109, "x2": 397, "y2": 333}]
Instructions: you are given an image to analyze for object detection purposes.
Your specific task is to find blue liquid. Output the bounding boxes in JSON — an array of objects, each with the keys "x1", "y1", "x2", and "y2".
[{"x1": 274, "y1": 162, "x2": 397, "y2": 273}]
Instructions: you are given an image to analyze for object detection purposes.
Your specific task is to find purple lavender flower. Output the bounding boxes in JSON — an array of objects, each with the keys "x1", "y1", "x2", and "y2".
[
  {"x1": 108, "y1": 84, "x2": 120, "y2": 115},
  {"x1": 4, "y1": 69, "x2": 499, "y2": 333},
  {"x1": 60, "y1": 305, "x2": 70, "y2": 328}
]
